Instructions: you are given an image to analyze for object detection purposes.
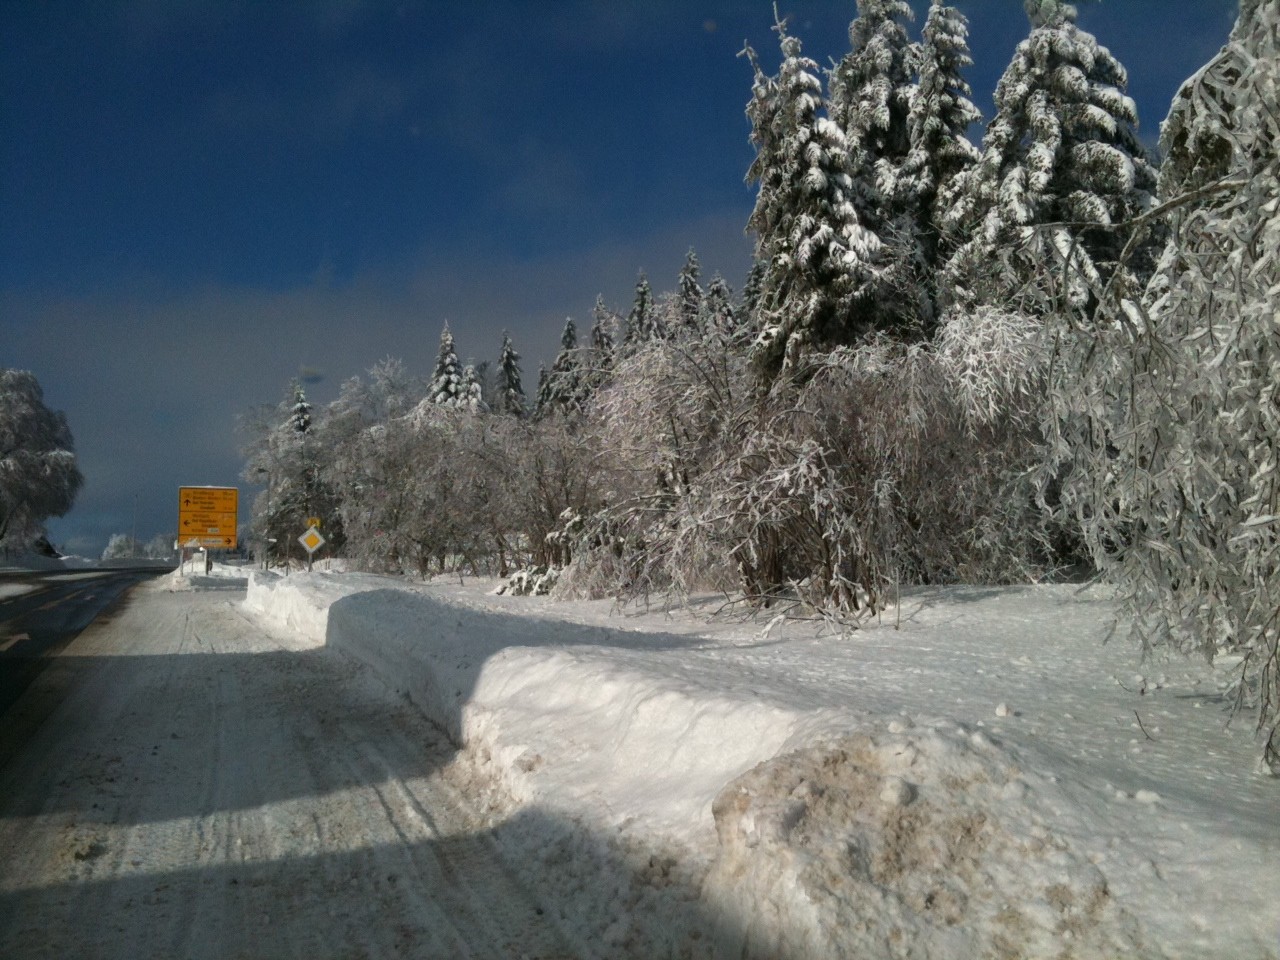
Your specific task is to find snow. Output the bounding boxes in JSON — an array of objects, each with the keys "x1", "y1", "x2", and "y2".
[{"x1": 242, "y1": 571, "x2": 1280, "y2": 959}]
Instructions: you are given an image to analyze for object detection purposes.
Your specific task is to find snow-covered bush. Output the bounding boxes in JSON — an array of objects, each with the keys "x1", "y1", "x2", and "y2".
[
  {"x1": 558, "y1": 313, "x2": 1053, "y2": 614},
  {"x1": 553, "y1": 324, "x2": 748, "y2": 602},
  {"x1": 701, "y1": 338, "x2": 1051, "y2": 617},
  {"x1": 1042, "y1": 0, "x2": 1280, "y2": 771},
  {"x1": 102, "y1": 533, "x2": 142, "y2": 560},
  {"x1": 241, "y1": 379, "x2": 345, "y2": 568},
  {"x1": 495, "y1": 565, "x2": 561, "y2": 597}
]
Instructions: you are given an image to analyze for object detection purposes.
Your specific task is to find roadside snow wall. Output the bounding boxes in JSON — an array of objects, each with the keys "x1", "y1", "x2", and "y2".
[
  {"x1": 247, "y1": 571, "x2": 833, "y2": 840},
  {"x1": 243, "y1": 572, "x2": 1151, "y2": 959}
]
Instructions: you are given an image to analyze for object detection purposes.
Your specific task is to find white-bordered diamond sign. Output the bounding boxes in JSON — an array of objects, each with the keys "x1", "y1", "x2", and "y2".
[{"x1": 298, "y1": 526, "x2": 326, "y2": 554}]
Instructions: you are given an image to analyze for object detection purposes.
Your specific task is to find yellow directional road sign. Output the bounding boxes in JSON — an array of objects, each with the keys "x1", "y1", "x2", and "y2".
[{"x1": 178, "y1": 486, "x2": 238, "y2": 549}]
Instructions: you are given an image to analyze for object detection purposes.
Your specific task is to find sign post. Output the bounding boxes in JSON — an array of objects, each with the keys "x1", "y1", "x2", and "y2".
[{"x1": 178, "y1": 487, "x2": 238, "y2": 551}]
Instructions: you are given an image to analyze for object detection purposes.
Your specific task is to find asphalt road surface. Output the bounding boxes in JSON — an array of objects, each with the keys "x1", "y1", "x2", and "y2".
[
  {"x1": 0, "y1": 567, "x2": 171, "y2": 718},
  {"x1": 0, "y1": 576, "x2": 581, "y2": 959}
]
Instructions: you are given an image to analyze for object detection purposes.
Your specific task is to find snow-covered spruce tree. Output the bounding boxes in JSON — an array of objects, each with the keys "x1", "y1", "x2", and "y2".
[
  {"x1": 943, "y1": 0, "x2": 1157, "y2": 315},
  {"x1": 739, "y1": 258, "x2": 765, "y2": 332},
  {"x1": 459, "y1": 365, "x2": 488, "y2": 413},
  {"x1": 743, "y1": 13, "x2": 881, "y2": 384},
  {"x1": 828, "y1": 0, "x2": 929, "y2": 336},
  {"x1": 493, "y1": 332, "x2": 527, "y2": 417},
  {"x1": 704, "y1": 273, "x2": 739, "y2": 337},
  {"x1": 675, "y1": 248, "x2": 704, "y2": 331},
  {"x1": 1043, "y1": 0, "x2": 1280, "y2": 773},
  {"x1": 0, "y1": 369, "x2": 83, "y2": 550},
  {"x1": 288, "y1": 380, "x2": 312, "y2": 434},
  {"x1": 902, "y1": 0, "x2": 981, "y2": 319},
  {"x1": 622, "y1": 271, "x2": 665, "y2": 350},
  {"x1": 587, "y1": 295, "x2": 618, "y2": 393},
  {"x1": 536, "y1": 318, "x2": 588, "y2": 419},
  {"x1": 429, "y1": 323, "x2": 464, "y2": 407},
  {"x1": 829, "y1": 0, "x2": 916, "y2": 194}
]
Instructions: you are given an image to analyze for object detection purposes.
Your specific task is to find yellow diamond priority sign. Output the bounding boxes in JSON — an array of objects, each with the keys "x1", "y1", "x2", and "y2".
[{"x1": 298, "y1": 526, "x2": 326, "y2": 555}]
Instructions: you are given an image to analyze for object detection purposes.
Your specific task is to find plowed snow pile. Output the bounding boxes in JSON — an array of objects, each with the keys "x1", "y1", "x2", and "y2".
[{"x1": 244, "y1": 571, "x2": 1280, "y2": 959}]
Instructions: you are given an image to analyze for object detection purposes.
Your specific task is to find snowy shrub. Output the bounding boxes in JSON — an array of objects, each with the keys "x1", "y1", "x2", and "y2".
[
  {"x1": 553, "y1": 327, "x2": 747, "y2": 603},
  {"x1": 559, "y1": 318, "x2": 1053, "y2": 616},
  {"x1": 495, "y1": 566, "x2": 561, "y2": 597},
  {"x1": 1041, "y1": 0, "x2": 1280, "y2": 771},
  {"x1": 703, "y1": 338, "x2": 1051, "y2": 617}
]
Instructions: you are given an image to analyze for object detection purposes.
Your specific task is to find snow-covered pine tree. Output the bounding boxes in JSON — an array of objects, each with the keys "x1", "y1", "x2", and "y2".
[
  {"x1": 623, "y1": 271, "x2": 664, "y2": 349},
  {"x1": 830, "y1": 0, "x2": 927, "y2": 337},
  {"x1": 459, "y1": 364, "x2": 487, "y2": 413},
  {"x1": 903, "y1": 0, "x2": 981, "y2": 314},
  {"x1": 704, "y1": 273, "x2": 738, "y2": 336},
  {"x1": 533, "y1": 363, "x2": 549, "y2": 419},
  {"x1": 538, "y1": 318, "x2": 586, "y2": 418},
  {"x1": 1044, "y1": 0, "x2": 1280, "y2": 773},
  {"x1": 942, "y1": 0, "x2": 1157, "y2": 313},
  {"x1": 429, "y1": 323, "x2": 464, "y2": 407},
  {"x1": 743, "y1": 13, "x2": 881, "y2": 384},
  {"x1": 829, "y1": 0, "x2": 917, "y2": 221},
  {"x1": 739, "y1": 258, "x2": 765, "y2": 331},
  {"x1": 675, "y1": 248, "x2": 704, "y2": 331},
  {"x1": 588, "y1": 295, "x2": 617, "y2": 390},
  {"x1": 289, "y1": 380, "x2": 312, "y2": 434},
  {"x1": 494, "y1": 332, "x2": 526, "y2": 417}
]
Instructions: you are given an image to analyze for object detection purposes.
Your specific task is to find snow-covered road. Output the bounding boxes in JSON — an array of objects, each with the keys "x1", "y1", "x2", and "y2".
[{"x1": 0, "y1": 581, "x2": 579, "y2": 959}]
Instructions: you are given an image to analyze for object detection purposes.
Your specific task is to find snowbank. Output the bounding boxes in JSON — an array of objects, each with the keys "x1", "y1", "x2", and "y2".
[
  {"x1": 241, "y1": 569, "x2": 383, "y2": 640},
  {"x1": 242, "y1": 572, "x2": 1280, "y2": 959}
]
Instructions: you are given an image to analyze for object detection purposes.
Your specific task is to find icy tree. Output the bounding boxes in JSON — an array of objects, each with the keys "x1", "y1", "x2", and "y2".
[
  {"x1": 429, "y1": 323, "x2": 464, "y2": 407},
  {"x1": 943, "y1": 0, "x2": 1157, "y2": 313},
  {"x1": 825, "y1": 0, "x2": 932, "y2": 335},
  {"x1": 675, "y1": 248, "x2": 704, "y2": 331},
  {"x1": 704, "y1": 273, "x2": 739, "y2": 337},
  {"x1": 829, "y1": 0, "x2": 917, "y2": 219},
  {"x1": 740, "y1": 258, "x2": 765, "y2": 329},
  {"x1": 0, "y1": 369, "x2": 83, "y2": 547},
  {"x1": 240, "y1": 379, "x2": 345, "y2": 567},
  {"x1": 536, "y1": 318, "x2": 587, "y2": 418},
  {"x1": 459, "y1": 364, "x2": 488, "y2": 413},
  {"x1": 1042, "y1": 0, "x2": 1280, "y2": 772},
  {"x1": 742, "y1": 13, "x2": 881, "y2": 384},
  {"x1": 102, "y1": 533, "x2": 142, "y2": 561},
  {"x1": 288, "y1": 380, "x2": 312, "y2": 434},
  {"x1": 903, "y1": 0, "x2": 981, "y2": 316},
  {"x1": 493, "y1": 333, "x2": 527, "y2": 417},
  {"x1": 623, "y1": 271, "x2": 665, "y2": 348},
  {"x1": 586, "y1": 295, "x2": 619, "y2": 394}
]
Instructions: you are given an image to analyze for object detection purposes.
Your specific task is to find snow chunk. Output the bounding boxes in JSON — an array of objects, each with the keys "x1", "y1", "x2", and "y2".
[{"x1": 702, "y1": 732, "x2": 1142, "y2": 958}]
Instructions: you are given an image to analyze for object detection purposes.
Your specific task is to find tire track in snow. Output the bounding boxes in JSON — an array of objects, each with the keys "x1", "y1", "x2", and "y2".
[{"x1": 0, "y1": 586, "x2": 583, "y2": 959}]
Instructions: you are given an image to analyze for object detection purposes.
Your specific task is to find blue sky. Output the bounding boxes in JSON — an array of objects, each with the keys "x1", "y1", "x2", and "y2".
[{"x1": 2, "y1": 1, "x2": 1238, "y2": 557}]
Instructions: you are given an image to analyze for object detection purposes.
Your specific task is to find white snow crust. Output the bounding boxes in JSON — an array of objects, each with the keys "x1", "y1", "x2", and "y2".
[{"x1": 243, "y1": 571, "x2": 1280, "y2": 959}]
